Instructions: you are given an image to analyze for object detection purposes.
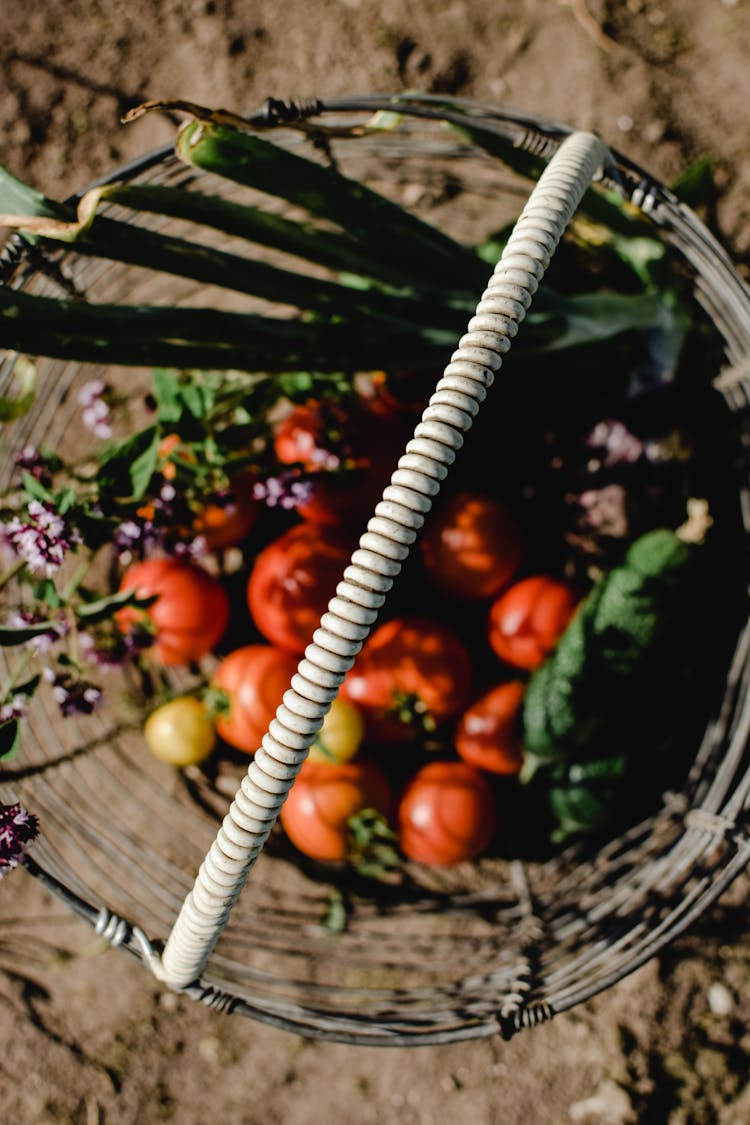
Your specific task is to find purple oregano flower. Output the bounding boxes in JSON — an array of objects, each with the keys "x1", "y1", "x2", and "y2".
[
  {"x1": 253, "y1": 471, "x2": 315, "y2": 510},
  {"x1": 0, "y1": 803, "x2": 38, "y2": 877},
  {"x1": 78, "y1": 379, "x2": 113, "y2": 440},
  {"x1": 44, "y1": 670, "x2": 103, "y2": 717},
  {"x1": 1, "y1": 500, "x2": 81, "y2": 577}
]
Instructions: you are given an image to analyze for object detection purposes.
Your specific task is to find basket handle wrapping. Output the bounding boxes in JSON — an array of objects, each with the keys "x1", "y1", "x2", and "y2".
[{"x1": 155, "y1": 130, "x2": 610, "y2": 988}]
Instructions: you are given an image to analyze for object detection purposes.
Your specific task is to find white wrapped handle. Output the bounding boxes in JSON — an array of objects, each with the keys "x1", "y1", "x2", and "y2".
[{"x1": 156, "y1": 130, "x2": 610, "y2": 988}]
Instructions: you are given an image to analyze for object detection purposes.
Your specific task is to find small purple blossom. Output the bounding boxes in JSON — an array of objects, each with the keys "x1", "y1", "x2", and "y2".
[
  {"x1": 78, "y1": 626, "x2": 152, "y2": 667},
  {"x1": 585, "y1": 420, "x2": 645, "y2": 468},
  {"x1": 253, "y1": 472, "x2": 315, "y2": 510},
  {"x1": 14, "y1": 444, "x2": 53, "y2": 486},
  {"x1": 78, "y1": 631, "x2": 125, "y2": 669},
  {"x1": 78, "y1": 378, "x2": 107, "y2": 408},
  {"x1": 171, "y1": 534, "x2": 209, "y2": 561},
  {"x1": 44, "y1": 669, "x2": 103, "y2": 717},
  {"x1": 114, "y1": 518, "x2": 147, "y2": 551},
  {"x1": 0, "y1": 802, "x2": 39, "y2": 876},
  {"x1": 120, "y1": 624, "x2": 155, "y2": 657},
  {"x1": 310, "y1": 449, "x2": 341, "y2": 471},
  {"x1": 113, "y1": 516, "x2": 162, "y2": 558},
  {"x1": 1, "y1": 500, "x2": 81, "y2": 577},
  {"x1": 78, "y1": 379, "x2": 113, "y2": 440},
  {"x1": 0, "y1": 693, "x2": 29, "y2": 723}
]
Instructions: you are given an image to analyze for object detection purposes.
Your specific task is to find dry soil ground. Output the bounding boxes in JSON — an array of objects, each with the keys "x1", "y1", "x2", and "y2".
[{"x1": 2, "y1": 1, "x2": 750, "y2": 1122}]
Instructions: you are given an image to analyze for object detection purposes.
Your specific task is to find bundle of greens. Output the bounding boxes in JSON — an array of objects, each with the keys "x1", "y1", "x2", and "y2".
[
  {"x1": 0, "y1": 99, "x2": 695, "y2": 384},
  {"x1": 521, "y1": 523, "x2": 710, "y2": 841}
]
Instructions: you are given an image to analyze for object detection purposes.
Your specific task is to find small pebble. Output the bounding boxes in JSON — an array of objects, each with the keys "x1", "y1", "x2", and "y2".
[
  {"x1": 707, "y1": 981, "x2": 733, "y2": 1016},
  {"x1": 402, "y1": 183, "x2": 425, "y2": 207},
  {"x1": 617, "y1": 115, "x2": 634, "y2": 133},
  {"x1": 569, "y1": 1078, "x2": 633, "y2": 1124},
  {"x1": 159, "y1": 990, "x2": 180, "y2": 1012},
  {"x1": 198, "y1": 1035, "x2": 221, "y2": 1063}
]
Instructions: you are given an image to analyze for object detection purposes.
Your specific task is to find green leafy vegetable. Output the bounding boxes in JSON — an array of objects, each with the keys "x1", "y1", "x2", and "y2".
[
  {"x1": 523, "y1": 528, "x2": 702, "y2": 768},
  {"x1": 521, "y1": 528, "x2": 706, "y2": 838}
]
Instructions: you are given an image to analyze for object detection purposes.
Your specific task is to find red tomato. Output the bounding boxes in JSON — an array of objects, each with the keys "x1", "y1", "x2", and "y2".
[
  {"x1": 455, "y1": 681, "x2": 526, "y2": 775},
  {"x1": 341, "y1": 617, "x2": 472, "y2": 743},
  {"x1": 420, "y1": 492, "x2": 523, "y2": 600},
  {"x1": 247, "y1": 523, "x2": 353, "y2": 654},
  {"x1": 275, "y1": 399, "x2": 406, "y2": 527},
  {"x1": 274, "y1": 401, "x2": 346, "y2": 472},
  {"x1": 211, "y1": 645, "x2": 299, "y2": 754},
  {"x1": 488, "y1": 575, "x2": 577, "y2": 671},
  {"x1": 356, "y1": 368, "x2": 435, "y2": 417},
  {"x1": 117, "y1": 557, "x2": 229, "y2": 665},
  {"x1": 397, "y1": 761, "x2": 497, "y2": 866},
  {"x1": 280, "y1": 758, "x2": 393, "y2": 862},
  {"x1": 294, "y1": 463, "x2": 392, "y2": 528}
]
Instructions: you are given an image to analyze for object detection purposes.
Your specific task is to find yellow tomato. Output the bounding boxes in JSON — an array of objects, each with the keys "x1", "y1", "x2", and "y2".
[
  {"x1": 308, "y1": 698, "x2": 365, "y2": 765},
  {"x1": 144, "y1": 697, "x2": 216, "y2": 767}
]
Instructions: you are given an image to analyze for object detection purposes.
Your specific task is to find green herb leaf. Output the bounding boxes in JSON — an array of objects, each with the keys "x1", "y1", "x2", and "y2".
[
  {"x1": 32, "y1": 578, "x2": 61, "y2": 608},
  {"x1": 0, "y1": 720, "x2": 21, "y2": 761},
  {"x1": 320, "y1": 887, "x2": 348, "y2": 935},
  {"x1": 76, "y1": 588, "x2": 156, "y2": 625},
  {"x1": 0, "y1": 621, "x2": 62, "y2": 646},
  {"x1": 670, "y1": 156, "x2": 716, "y2": 209},
  {"x1": 99, "y1": 426, "x2": 159, "y2": 501},
  {"x1": 152, "y1": 368, "x2": 182, "y2": 423},
  {"x1": 0, "y1": 165, "x2": 69, "y2": 225},
  {"x1": 129, "y1": 431, "x2": 161, "y2": 500},
  {"x1": 347, "y1": 808, "x2": 402, "y2": 878},
  {"x1": 21, "y1": 471, "x2": 53, "y2": 503},
  {"x1": 0, "y1": 355, "x2": 37, "y2": 421},
  {"x1": 14, "y1": 674, "x2": 41, "y2": 697}
]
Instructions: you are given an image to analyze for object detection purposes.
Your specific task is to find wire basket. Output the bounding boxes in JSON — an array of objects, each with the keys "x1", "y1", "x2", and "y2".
[{"x1": 2, "y1": 94, "x2": 750, "y2": 1046}]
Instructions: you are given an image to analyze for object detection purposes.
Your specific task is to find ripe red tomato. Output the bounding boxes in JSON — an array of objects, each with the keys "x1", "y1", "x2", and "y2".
[
  {"x1": 117, "y1": 557, "x2": 230, "y2": 665},
  {"x1": 420, "y1": 492, "x2": 523, "y2": 600},
  {"x1": 455, "y1": 681, "x2": 526, "y2": 775},
  {"x1": 274, "y1": 401, "x2": 346, "y2": 472},
  {"x1": 274, "y1": 399, "x2": 406, "y2": 528},
  {"x1": 247, "y1": 523, "x2": 353, "y2": 653},
  {"x1": 341, "y1": 617, "x2": 472, "y2": 743},
  {"x1": 488, "y1": 575, "x2": 577, "y2": 671},
  {"x1": 211, "y1": 644, "x2": 299, "y2": 754},
  {"x1": 280, "y1": 758, "x2": 393, "y2": 862},
  {"x1": 397, "y1": 761, "x2": 497, "y2": 866},
  {"x1": 356, "y1": 368, "x2": 435, "y2": 417}
]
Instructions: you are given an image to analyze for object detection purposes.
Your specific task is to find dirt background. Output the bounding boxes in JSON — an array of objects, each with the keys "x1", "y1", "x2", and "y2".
[{"x1": 2, "y1": 1, "x2": 750, "y2": 1122}]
